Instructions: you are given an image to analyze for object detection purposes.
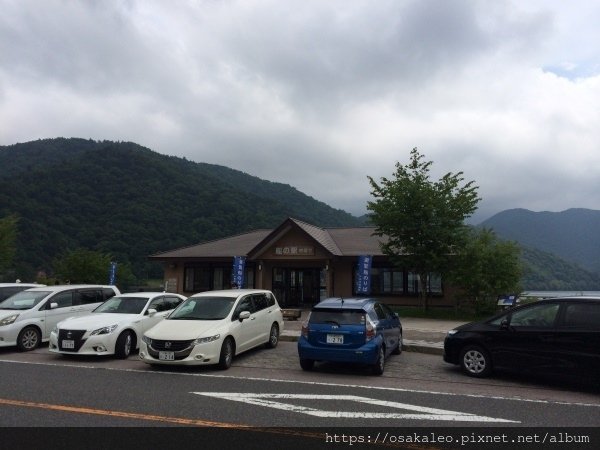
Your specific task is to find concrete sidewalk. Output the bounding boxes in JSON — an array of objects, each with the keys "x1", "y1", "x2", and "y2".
[{"x1": 280, "y1": 310, "x2": 468, "y2": 355}]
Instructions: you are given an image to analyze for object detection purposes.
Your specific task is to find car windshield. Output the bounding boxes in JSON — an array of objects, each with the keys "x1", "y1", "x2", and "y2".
[
  {"x1": 0, "y1": 290, "x2": 51, "y2": 310},
  {"x1": 94, "y1": 296, "x2": 149, "y2": 314},
  {"x1": 169, "y1": 296, "x2": 235, "y2": 320},
  {"x1": 309, "y1": 309, "x2": 366, "y2": 325}
]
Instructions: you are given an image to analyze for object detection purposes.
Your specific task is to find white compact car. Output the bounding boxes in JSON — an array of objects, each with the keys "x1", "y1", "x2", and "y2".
[
  {"x1": 49, "y1": 292, "x2": 186, "y2": 359},
  {"x1": 139, "y1": 289, "x2": 284, "y2": 369},
  {"x1": 0, "y1": 285, "x2": 120, "y2": 351}
]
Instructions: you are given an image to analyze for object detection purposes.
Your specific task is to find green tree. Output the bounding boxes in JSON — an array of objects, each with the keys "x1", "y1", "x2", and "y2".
[
  {"x1": 53, "y1": 248, "x2": 136, "y2": 288},
  {"x1": 0, "y1": 214, "x2": 19, "y2": 280},
  {"x1": 367, "y1": 148, "x2": 480, "y2": 309},
  {"x1": 448, "y1": 228, "x2": 522, "y2": 314}
]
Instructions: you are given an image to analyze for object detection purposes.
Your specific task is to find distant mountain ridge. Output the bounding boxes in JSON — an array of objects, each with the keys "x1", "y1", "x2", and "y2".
[
  {"x1": 0, "y1": 138, "x2": 362, "y2": 280},
  {"x1": 480, "y1": 208, "x2": 600, "y2": 274},
  {"x1": 2, "y1": 138, "x2": 598, "y2": 291}
]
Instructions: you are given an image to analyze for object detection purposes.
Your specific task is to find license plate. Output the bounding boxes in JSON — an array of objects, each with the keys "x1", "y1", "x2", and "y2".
[
  {"x1": 326, "y1": 334, "x2": 343, "y2": 344},
  {"x1": 159, "y1": 351, "x2": 175, "y2": 361},
  {"x1": 62, "y1": 340, "x2": 75, "y2": 349}
]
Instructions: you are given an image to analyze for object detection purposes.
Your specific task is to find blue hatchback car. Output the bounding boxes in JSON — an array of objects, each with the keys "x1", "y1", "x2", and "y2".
[{"x1": 297, "y1": 298, "x2": 402, "y2": 375}]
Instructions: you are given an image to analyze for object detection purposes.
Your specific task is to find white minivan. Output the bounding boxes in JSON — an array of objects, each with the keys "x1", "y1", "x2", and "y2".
[
  {"x1": 140, "y1": 289, "x2": 283, "y2": 369},
  {"x1": 0, "y1": 285, "x2": 120, "y2": 351}
]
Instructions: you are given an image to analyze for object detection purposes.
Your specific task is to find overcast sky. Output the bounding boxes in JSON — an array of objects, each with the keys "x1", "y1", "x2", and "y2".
[{"x1": 1, "y1": 0, "x2": 599, "y2": 223}]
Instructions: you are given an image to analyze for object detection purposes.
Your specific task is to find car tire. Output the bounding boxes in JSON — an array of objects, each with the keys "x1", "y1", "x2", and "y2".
[
  {"x1": 217, "y1": 337, "x2": 234, "y2": 370},
  {"x1": 372, "y1": 346, "x2": 385, "y2": 375},
  {"x1": 299, "y1": 358, "x2": 314, "y2": 371},
  {"x1": 460, "y1": 345, "x2": 492, "y2": 377},
  {"x1": 392, "y1": 331, "x2": 403, "y2": 355},
  {"x1": 17, "y1": 326, "x2": 41, "y2": 352},
  {"x1": 115, "y1": 331, "x2": 134, "y2": 359},
  {"x1": 265, "y1": 323, "x2": 279, "y2": 349}
]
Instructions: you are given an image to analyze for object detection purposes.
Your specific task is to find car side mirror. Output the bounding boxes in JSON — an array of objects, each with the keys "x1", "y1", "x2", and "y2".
[
  {"x1": 147, "y1": 308, "x2": 157, "y2": 316},
  {"x1": 239, "y1": 311, "x2": 251, "y2": 322},
  {"x1": 500, "y1": 318, "x2": 510, "y2": 330},
  {"x1": 50, "y1": 302, "x2": 58, "y2": 310}
]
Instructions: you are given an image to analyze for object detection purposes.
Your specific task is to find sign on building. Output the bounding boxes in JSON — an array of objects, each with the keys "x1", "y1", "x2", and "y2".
[
  {"x1": 355, "y1": 255, "x2": 372, "y2": 295},
  {"x1": 232, "y1": 256, "x2": 246, "y2": 288}
]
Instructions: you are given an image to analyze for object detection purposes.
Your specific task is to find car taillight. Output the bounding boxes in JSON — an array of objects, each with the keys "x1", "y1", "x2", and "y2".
[
  {"x1": 365, "y1": 319, "x2": 376, "y2": 342},
  {"x1": 301, "y1": 321, "x2": 309, "y2": 338}
]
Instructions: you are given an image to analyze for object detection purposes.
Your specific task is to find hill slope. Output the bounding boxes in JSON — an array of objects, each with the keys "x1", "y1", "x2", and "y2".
[
  {"x1": 480, "y1": 208, "x2": 600, "y2": 273},
  {"x1": 0, "y1": 138, "x2": 361, "y2": 280}
]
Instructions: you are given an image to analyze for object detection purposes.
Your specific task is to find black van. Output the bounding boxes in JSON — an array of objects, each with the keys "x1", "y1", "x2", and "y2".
[{"x1": 443, "y1": 297, "x2": 600, "y2": 379}]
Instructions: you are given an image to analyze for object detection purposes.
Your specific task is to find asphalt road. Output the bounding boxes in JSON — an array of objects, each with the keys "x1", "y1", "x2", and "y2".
[{"x1": 1, "y1": 342, "x2": 598, "y2": 430}]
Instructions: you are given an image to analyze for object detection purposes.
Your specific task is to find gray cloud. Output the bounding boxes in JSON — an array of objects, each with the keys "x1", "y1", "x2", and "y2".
[{"x1": 1, "y1": 0, "x2": 599, "y2": 223}]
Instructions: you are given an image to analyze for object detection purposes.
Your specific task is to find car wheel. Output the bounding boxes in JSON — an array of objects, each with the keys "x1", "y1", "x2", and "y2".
[
  {"x1": 17, "y1": 326, "x2": 41, "y2": 352},
  {"x1": 217, "y1": 337, "x2": 234, "y2": 370},
  {"x1": 372, "y1": 346, "x2": 385, "y2": 375},
  {"x1": 265, "y1": 323, "x2": 279, "y2": 349},
  {"x1": 299, "y1": 358, "x2": 314, "y2": 371},
  {"x1": 115, "y1": 331, "x2": 134, "y2": 359},
  {"x1": 460, "y1": 345, "x2": 492, "y2": 377},
  {"x1": 392, "y1": 331, "x2": 403, "y2": 355}
]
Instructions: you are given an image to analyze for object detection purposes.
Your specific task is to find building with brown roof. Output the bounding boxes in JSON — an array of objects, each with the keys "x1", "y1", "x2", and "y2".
[{"x1": 150, "y1": 217, "x2": 453, "y2": 307}]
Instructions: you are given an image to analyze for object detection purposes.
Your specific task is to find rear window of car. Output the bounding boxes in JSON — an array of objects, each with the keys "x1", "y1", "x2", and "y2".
[{"x1": 309, "y1": 309, "x2": 366, "y2": 325}]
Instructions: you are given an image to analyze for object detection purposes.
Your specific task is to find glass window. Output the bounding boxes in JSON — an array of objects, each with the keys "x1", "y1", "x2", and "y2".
[
  {"x1": 253, "y1": 294, "x2": 268, "y2": 311},
  {"x1": 369, "y1": 268, "x2": 404, "y2": 295},
  {"x1": 164, "y1": 296, "x2": 184, "y2": 310},
  {"x1": 309, "y1": 309, "x2": 366, "y2": 325},
  {"x1": 102, "y1": 288, "x2": 117, "y2": 300},
  {"x1": 407, "y1": 272, "x2": 419, "y2": 295},
  {"x1": 373, "y1": 303, "x2": 387, "y2": 320},
  {"x1": 428, "y1": 274, "x2": 442, "y2": 294},
  {"x1": 184, "y1": 267, "x2": 211, "y2": 292},
  {"x1": 50, "y1": 292, "x2": 73, "y2": 309},
  {"x1": 148, "y1": 296, "x2": 166, "y2": 312},
  {"x1": 95, "y1": 297, "x2": 147, "y2": 314},
  {"x1": 232, "y1": 296, "x2": 255, "y2": 320},
  {"x1": 510, "y1": 303, "x2": 559, "y2": 328},
  {"x1": 77, "y1": 290, "x2": 102, "y2": 305},
  {"x1": 170, "y1": 296, "x2": 235, "y2": 320},
  {"x1": 0, "y1": 290, "x2": 50, "y2": 310},
  {"x1": 561, "y1": 303, "x2": 600, "y2": 330}
]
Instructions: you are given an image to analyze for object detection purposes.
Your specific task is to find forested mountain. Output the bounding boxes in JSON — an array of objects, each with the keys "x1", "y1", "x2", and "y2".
[
  {"x1": 520, "y1": 246, "x2": 600, "y2": 290},
  {"x1": 2, "y1": 138, "x2": 598, "y2": 290},
  {"x1": 480, "y1": 208, "x2": 600, "y2": 273},
  {"x1": 479, "y1": 208, "x2": 600, "y2": 290},
  {"x1": 0, "y1": 138, "x2": 362, "y2": 280}
]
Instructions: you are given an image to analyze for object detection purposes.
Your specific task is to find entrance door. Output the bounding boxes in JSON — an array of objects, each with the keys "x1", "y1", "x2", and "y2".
[{"x1": 272, "y1": 268, "x2": 321, "y2": 308}]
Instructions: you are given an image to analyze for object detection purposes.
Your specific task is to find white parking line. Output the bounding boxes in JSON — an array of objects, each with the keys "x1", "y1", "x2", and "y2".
[{"x1": 192, "y1": 393, "x2": 519, "y2": 422}]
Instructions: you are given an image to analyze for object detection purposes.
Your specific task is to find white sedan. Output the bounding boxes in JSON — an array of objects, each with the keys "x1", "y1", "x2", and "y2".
[
  {"x1": 49, "y1": 292, "x2": 186, "y2": 358},
  {"x1": 139, "y1": 289, "x2": 284, "y2": 369}
]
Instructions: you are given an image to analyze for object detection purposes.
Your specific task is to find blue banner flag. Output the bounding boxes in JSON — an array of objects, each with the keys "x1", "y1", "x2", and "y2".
[
  {"x1": 232, "y1": 256, "x2": 246, "y2": 289},
  {"x1": 108, "y1": 261, "x2": 117, "y2": 285},
  {"x1": 355, "y1": 255, "x2": 372, "y2": 295}
]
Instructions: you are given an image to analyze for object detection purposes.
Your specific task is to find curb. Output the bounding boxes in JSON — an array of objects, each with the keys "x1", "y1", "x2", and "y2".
[{"x1": 280, "y1": 333, "x2": 444, "y2": 356}]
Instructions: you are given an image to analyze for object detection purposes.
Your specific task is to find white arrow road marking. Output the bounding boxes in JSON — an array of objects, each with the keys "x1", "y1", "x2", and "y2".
[{"x1": 192, "y1": 393, "x2": 519, "y2": 423}]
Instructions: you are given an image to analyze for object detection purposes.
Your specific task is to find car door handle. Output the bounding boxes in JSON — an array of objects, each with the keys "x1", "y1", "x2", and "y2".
[{"x1": 251, "y1": 317, "x2": 256, "y2": 320}]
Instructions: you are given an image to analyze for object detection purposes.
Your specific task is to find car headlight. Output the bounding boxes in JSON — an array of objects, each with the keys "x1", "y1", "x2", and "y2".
[
  {"x1": 447, "y1": 329, "x2": 458, "y2": 337},
  {"x1": 193, "y1": 334, "x2": 220, "y2": 345},
  {"x1": 142, "y1": 335, "x2": 152, "y2": 345},
  {"x1": 0, "y1": 314, "x2": 19, "y2": 326},
  {"x1": 90, "y1": 324, "x2": 118, "y2": 336}
]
